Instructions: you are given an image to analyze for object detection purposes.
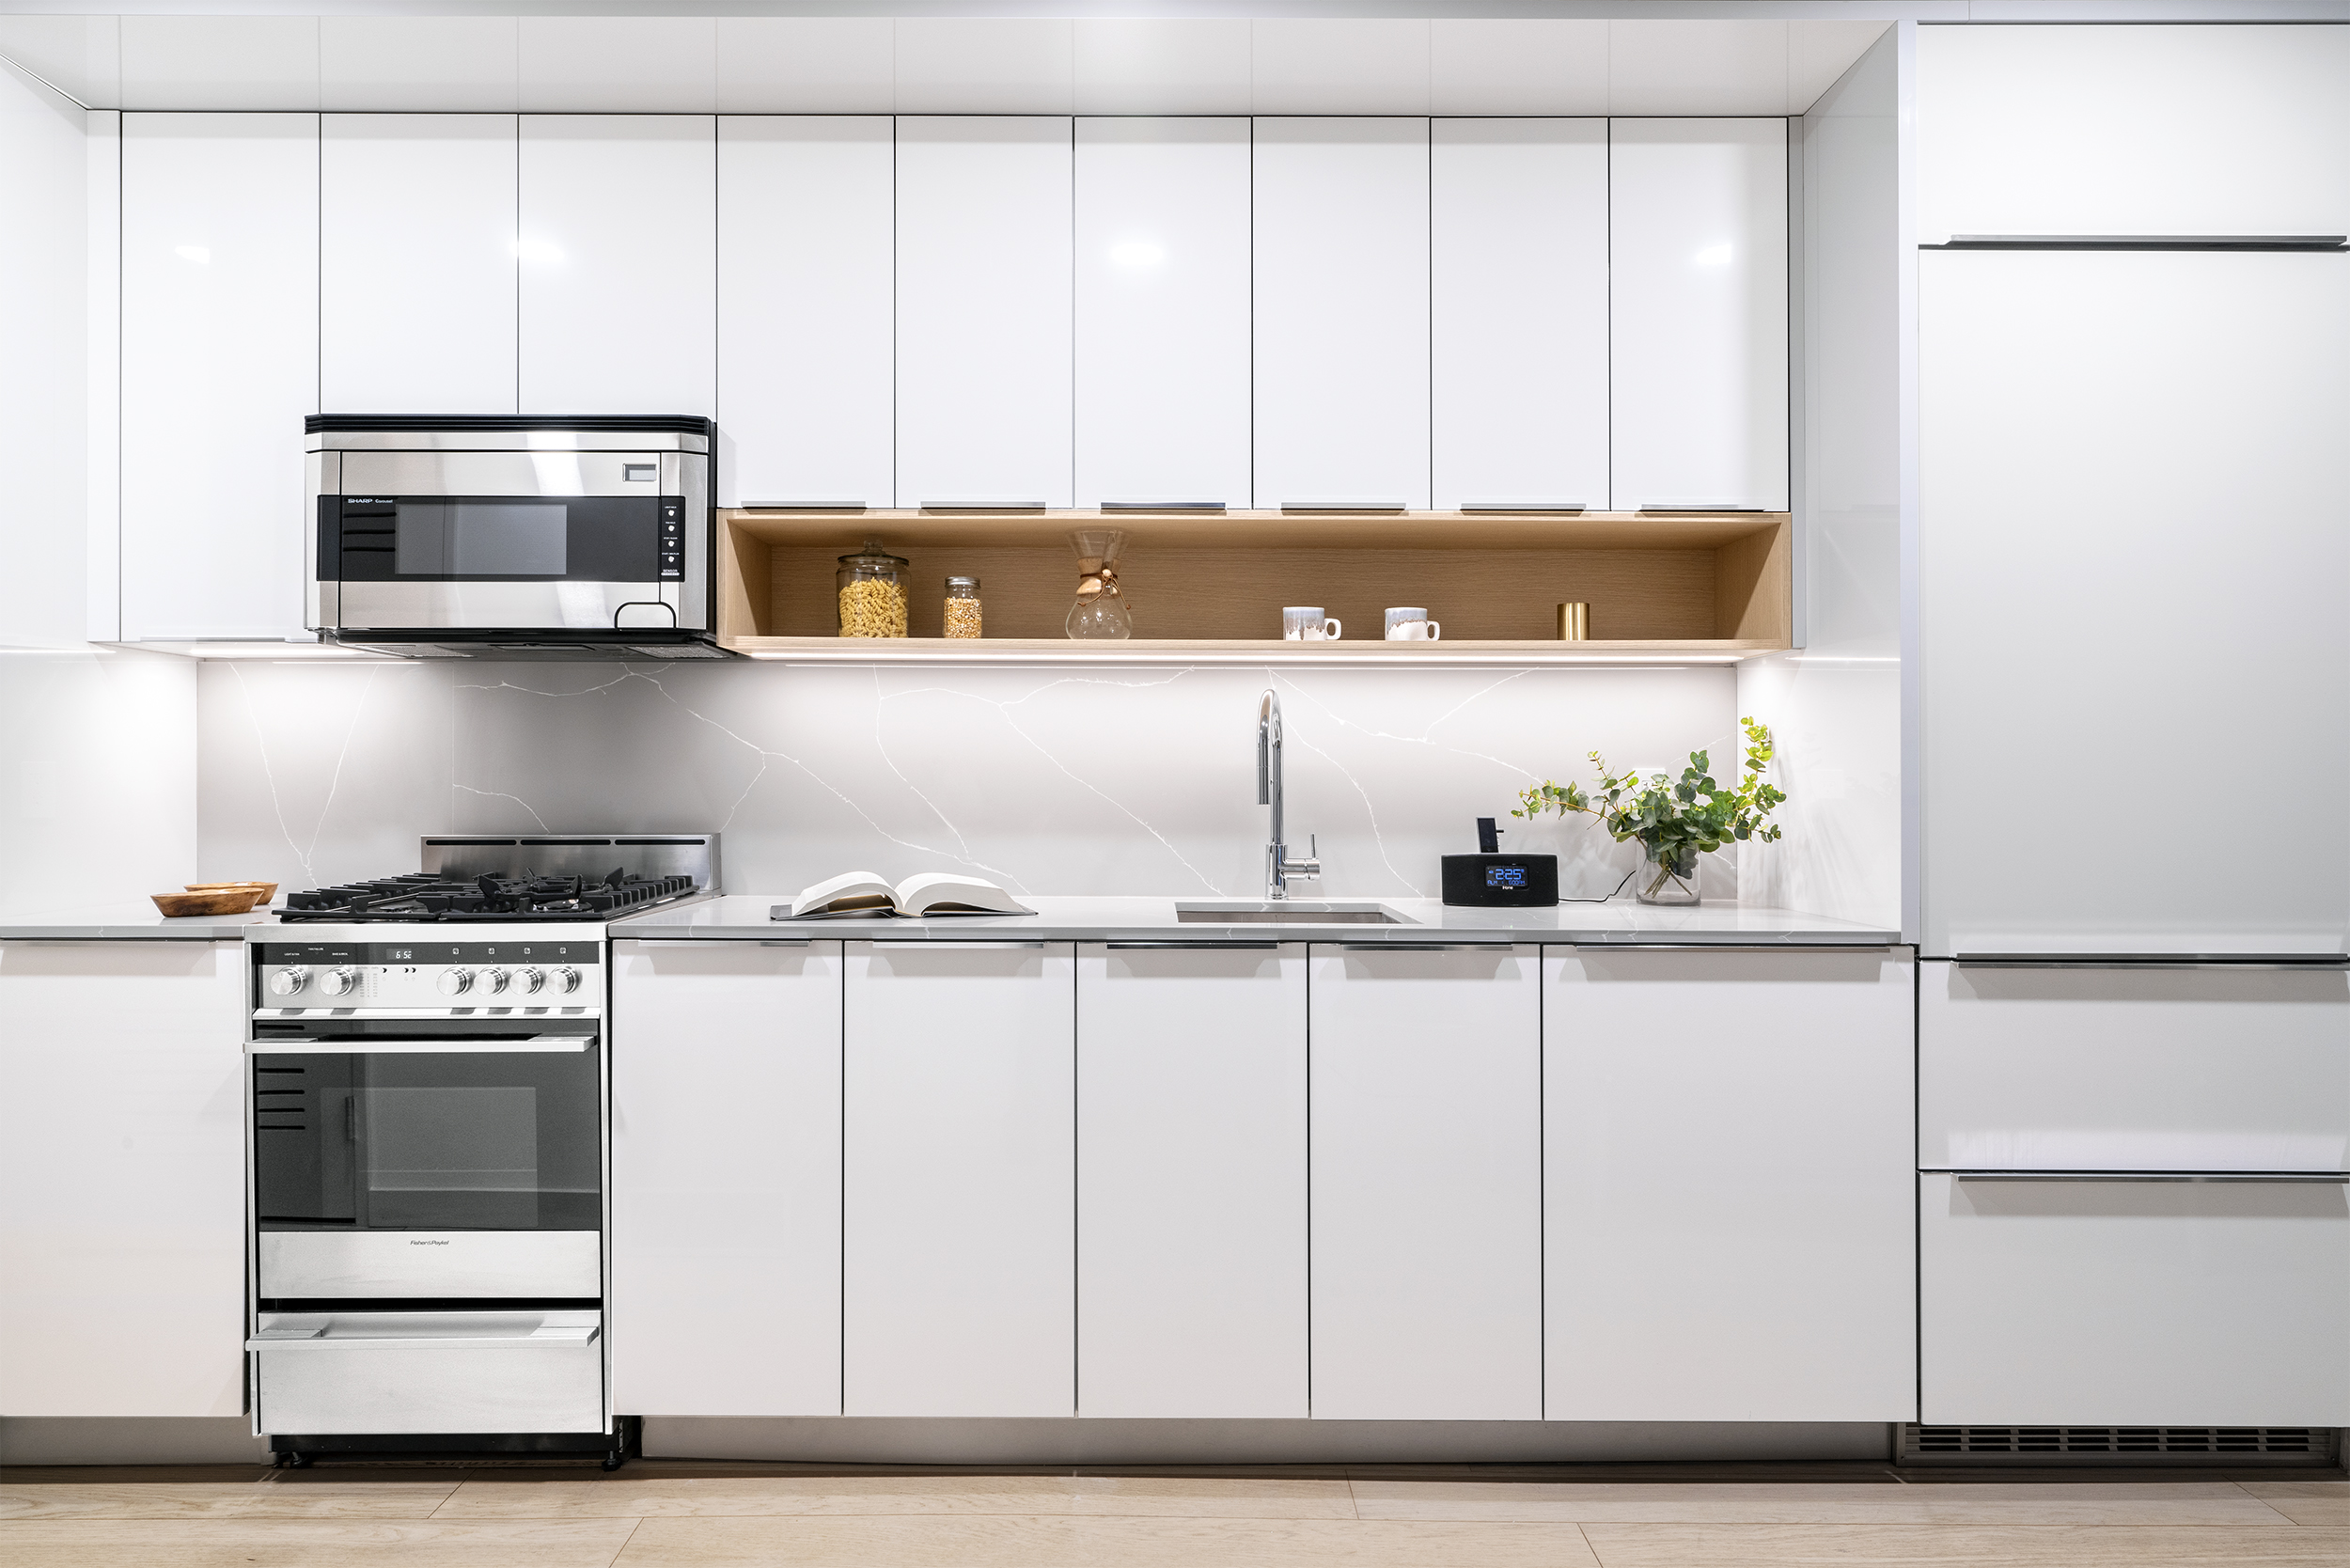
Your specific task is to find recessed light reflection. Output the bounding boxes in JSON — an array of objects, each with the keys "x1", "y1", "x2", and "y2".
[
  {"x1": 174, "y1": 244, "x2": 211, "y2": 263},
  {"x1": 513, "y1": 239, "x2": 564, "y2": 265},
  {"x1": 1108, "y1": 240, "x2": 1166, "y2": 269},
  {"x1": 1692, "y1": 243, "x2": 1733, "y2": 267}
]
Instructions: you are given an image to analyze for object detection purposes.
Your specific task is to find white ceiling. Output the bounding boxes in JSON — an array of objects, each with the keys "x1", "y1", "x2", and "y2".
[{"x1": 0, "y1": 14, "x2": 1894, "y2": 115}]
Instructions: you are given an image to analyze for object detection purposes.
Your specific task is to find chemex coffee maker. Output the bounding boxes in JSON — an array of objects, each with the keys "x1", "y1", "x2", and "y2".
[{"x1": 1440, "y1": 818, "x2": 1559, "y2": 907}]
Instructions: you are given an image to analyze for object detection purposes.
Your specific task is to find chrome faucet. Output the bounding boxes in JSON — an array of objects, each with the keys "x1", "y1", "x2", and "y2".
[{"x1": 1257, "y1": 689, "x2": 1321, "y2": 900}]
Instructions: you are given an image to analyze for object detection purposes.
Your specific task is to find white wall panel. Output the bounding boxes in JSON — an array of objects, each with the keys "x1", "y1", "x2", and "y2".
[
  {"x1": 1609, "y1": 118, "x2": 1787, "y2": 511},
  {"x1": 1075, "y1": 118, "x2": 1251, "y2": 510},
  {"x1": 1607, "y1": 21, "x2": 1785, "y2": 116},
  {"x1": 1918, "y1": 251, "x2": 2349, "y2": 956},
  {"x1": 1432, "y1": 119, "x2": 1607, "y2": 511},
  {"x1": 120, "y1": 112, "x2": 317, "y2": 641},
  {"x1": 1073, "y1": 20, "x2": 1250, "y2": 117},
  {"x1": 118, "y1": 17, "x2": 316, "y2": 112},
  {"x1": 321, "y1": 116, "x2": 517, "y2": 416},
  {"x1": 1918, "y1": 24, "x2": 2350, "y2": 243},
  {"x1": 894, "y1": 19, "x2": 1073, "y2": 116},
  {"x1": 896, "y1": 118, "x2": 1073, "y2": 509},
  {"x1": 1250, "y1": 20, "x2": 1430, "y2": 116},
  {"x1": 715, "y1": 19, "x2": 893, "y2": 115},
  {"x1": 518, "y1": 117, "x2": 715, "y2": 418},
  {"x1": 1429, "y1": 21, "x2": 1607, "y2": 117},
  {"x1": 517, "y1": 17, "x2": 716, "y2": 115},
  {"x1": 1253, "y1": 118, "x2": 1430, "y2": 510},
  {"x1": 320, "y1": 17, "x2": 519, "y2": 114},
  {"x1": 718, "y1": 117, "x2": 893, "y2": 507}
]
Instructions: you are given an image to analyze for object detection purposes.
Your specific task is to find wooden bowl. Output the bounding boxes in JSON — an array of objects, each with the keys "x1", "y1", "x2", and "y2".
[
  {"x1": 152, "y1": 888, "x2": 266, "y2": 917},
  {"x1": 186, "y1": 881, "x2": 279, "y2": 903}
]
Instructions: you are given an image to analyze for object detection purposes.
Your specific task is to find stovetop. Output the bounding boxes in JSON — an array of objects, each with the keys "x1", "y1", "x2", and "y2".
[{"x1": 280, "y1": 871, "x2": 702, "y2": 923}]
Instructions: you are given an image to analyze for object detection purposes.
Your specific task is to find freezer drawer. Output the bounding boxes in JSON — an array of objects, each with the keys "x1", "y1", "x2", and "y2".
[
  {"x1": 252, "y1": 1310, "x2": 604, "y2": 1434},
  {"x1": 1920, "y1": 962, "x2": 2350, "y2": 1172},
  {"x1": 1919, "y1": 1174, "x2": 2350, "y2": 1426}
]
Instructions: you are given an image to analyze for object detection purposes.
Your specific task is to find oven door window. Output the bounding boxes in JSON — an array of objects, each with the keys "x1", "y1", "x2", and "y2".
[{"x1": 255, "y1": 1047, "x2": 601, "y2": 1231}]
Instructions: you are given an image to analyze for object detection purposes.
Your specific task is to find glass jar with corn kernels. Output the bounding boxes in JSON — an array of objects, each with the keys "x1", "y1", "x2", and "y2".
[
  {"x1": 943, "y1": 576, "x2": 981, "y2": 639},
  {"x1": 836, "y1": 539, "x2": 908, "y2": 637}
]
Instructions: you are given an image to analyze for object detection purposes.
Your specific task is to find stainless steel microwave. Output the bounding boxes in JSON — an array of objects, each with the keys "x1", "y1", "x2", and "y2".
[{"x1": 306, "y1": 416, "x2": 728, "y2": 659}]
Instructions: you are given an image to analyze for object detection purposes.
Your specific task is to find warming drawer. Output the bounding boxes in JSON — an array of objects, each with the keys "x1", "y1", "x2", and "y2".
[
  {"x1": 1920, "y1": 961, "x2": 2350, "y2": 1173},
  {"x1": 250, "y1": 1310, "x2": 604, "y2": 1435}
]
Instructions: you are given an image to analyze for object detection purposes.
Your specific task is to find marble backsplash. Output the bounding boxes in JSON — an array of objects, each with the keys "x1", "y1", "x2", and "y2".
[{"x1": 196, "y1": 657, "x2": 1760, "y2": 906}]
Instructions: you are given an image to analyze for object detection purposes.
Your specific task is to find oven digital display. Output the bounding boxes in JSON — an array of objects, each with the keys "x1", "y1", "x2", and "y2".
[{"x1": 1485, "y1": 865, "x2": 1528, "y2": 889}]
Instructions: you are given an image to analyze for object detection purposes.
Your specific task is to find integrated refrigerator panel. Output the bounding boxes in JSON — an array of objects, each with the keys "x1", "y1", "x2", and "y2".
[{"x1": 1918, "y1": 250, "x2": 2350, "y2": 956}]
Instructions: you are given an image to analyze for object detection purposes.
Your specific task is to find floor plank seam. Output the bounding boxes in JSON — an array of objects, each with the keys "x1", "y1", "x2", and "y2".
[{"x1": 605, "y1": 1514, "x2": 646, "y2": 1566}]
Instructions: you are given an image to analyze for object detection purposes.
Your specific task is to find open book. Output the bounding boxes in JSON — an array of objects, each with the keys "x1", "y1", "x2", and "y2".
[{"x1": 778, "y1": 870, "x2": 1036, "y2": 920}]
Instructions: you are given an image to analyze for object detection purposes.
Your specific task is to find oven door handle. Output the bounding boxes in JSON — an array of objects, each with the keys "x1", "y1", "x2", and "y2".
[{"x1": 246, "y1": 1041, "x2": 592, "y2": 1054}]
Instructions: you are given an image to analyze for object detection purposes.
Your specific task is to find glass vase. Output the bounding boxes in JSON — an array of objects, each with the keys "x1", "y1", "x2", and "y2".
[
  {"x1": 1066, "y1": 528, "x2": 1133, "y2": 639},
  {"x1": 1635, "y1": 842, "x2": 1701, "y2": 905}
]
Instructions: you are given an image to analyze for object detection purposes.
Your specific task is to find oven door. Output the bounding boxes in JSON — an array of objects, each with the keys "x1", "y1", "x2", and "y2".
[
  {"x1": 315, "y1": 450, "x2": 699, "y2": 633},
  {"x1": 253, "y1": 1036, "x2": 603, "y2": 1300}
]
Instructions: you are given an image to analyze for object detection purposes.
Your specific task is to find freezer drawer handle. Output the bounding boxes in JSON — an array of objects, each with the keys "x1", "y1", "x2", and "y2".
[
  {"x1": 867, "y1": 940, "x2": 1052, "y2": 949},
  {"x1": 1332, "y1": 942, "x2": 1518, "y2": 952},
  {"x1": 1941, "y1": 1170, "x2": 2350, "y2": 1184},
  {"x1": 1105, "y1": 941, "x2": 1281, "y2": 950},
  {"x1": 1562, "y1": 942, "x2": 1897, "y2": 953},
  {"x1": 634, "y1": 937, "x2": 812, "y2": 948}
]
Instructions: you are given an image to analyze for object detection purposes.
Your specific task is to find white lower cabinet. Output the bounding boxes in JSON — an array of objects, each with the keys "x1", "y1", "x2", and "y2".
[
  {"x1": 1543, "y1": 948, "x2": 1916, "y2": 1420},
  {"x1": 1308, "y1": 944, "x2": 1541, "y2": 1420},
  {"x1": 0, "y1": 942, "x2": 245, "y2": 1416},
  {"x1": 1075, "y1": 943, "x2": 1307, "y2": 1418},
  {"x1": 1921, "y1": 1172, "x2": 2350, "y2": 1425},
  {"x1": 609, "y1": 939, "x2": 841, "y2": 1416},
  {"x1": 843, "y1": 942, "x2": 1075, "y2": 1417}
]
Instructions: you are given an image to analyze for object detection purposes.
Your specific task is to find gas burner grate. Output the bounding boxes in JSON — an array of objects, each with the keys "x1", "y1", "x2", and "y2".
[{"x1": 281, "y1": 870, "x2": 701, "y2": 923}]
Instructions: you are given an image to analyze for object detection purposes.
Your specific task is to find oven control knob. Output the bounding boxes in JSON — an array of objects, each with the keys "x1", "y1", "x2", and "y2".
[
  {"x1": 515, "y1": 965, "x2": 545, "y2": 995},
  {"x1": 550, "y1": 965, "x2": 581, "y2": 995},
  {"x1": 480, "y1": 966, "x2": 509, "y2": 995},
  {"x1": 268, "y1": 968, "x2": 306, "y2": 996},
  {"x1": 435, "y1": 967, "x2": 474, "y2": 996},
  {"x1": 318, "y1": 966, "x2": 359, "y2": 996}
]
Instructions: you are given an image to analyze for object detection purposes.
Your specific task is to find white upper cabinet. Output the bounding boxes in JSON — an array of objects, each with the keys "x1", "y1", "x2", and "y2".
[
  {"x1": 1431, "y1": 119, "x2": 1607, "y2": 510},
  {"x1": 1545, "y1": 948, "x2": 1916, "y2": 1421},
  {"x1": 842, "y1": 942, "x2": 1075, "y2": 1418},
  {"x1": 1308, "y1": 945, "x2": 1542, "y2": 1420},
  {"x1": 717, "y1": 117, "x2": 893, "y2": 507},
  {"x1": 1253, "y1": 118, "x2": 1431, "y2": 510},
  {"x1": 896, "y1": 117, "x2": 1074, "y2": 509},
  {"x1": 321, "y1": 115, "x2": 517, "y2": 416},
  {"x1": 1918, "y1": 24, "x2": 2350, "y2": 243},
  {"x1": 1073, "y1": 118, "x2": 1251, "y2": 510},
  {"x1": 518, "y1": 116, "x2": 715, "y2": 417},
  {"x1": 1075, "y1": 944, "x2": 1308, "y2": 1419},
  {"x1": 120, "y1": 112, "x2": 318, "y2": 641},
  {"x1": 608, "y1": 940, "x2": 843, "y2": 1418},
  {"x1": 1609, "y1": 118, "x2": 1788, "y2": 512}
]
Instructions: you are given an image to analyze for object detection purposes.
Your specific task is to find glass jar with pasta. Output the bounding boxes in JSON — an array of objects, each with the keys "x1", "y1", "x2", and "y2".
[{"x1": 836, "y1": 539, "x2": 909, "y2": 638}]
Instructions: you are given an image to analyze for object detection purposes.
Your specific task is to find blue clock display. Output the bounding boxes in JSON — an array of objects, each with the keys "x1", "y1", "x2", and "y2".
[{"x1": 1485, "y1": 865, "x2": 1528, "y2": 889}]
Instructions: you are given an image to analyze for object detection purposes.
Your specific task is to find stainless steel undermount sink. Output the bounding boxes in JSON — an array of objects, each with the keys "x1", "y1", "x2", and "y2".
[{"x1": 1173, "y1": 901, "x2": 1416, "y2": 925}]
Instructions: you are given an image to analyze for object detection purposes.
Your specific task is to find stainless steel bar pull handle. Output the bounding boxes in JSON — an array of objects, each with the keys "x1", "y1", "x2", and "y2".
[
  {"x1": 1943, "y1": 1170, "x2": 2350, "y2": 1184},
  {"x1": 1105, "y1": 941, "x2": 1281, "y2": 950}
]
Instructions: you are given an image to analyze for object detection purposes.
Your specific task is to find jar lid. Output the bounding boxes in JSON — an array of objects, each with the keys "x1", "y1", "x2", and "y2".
[
  {"x1": 945, "y1": 575, "x2": 979, "y2": 588},
  {"x1": 838, "y1": 537, "x2": 907, "y2": 569}
]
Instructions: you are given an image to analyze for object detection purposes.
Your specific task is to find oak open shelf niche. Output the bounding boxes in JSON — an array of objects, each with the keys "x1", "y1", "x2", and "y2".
[{"x1": 714, "y1": 509, "x2": 1791, "y2": 664}]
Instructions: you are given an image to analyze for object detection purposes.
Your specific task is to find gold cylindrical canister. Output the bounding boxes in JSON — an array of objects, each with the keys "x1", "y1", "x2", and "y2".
[{"x1": 1557, "y1": 602, "x2": 1590, "y2": 641}]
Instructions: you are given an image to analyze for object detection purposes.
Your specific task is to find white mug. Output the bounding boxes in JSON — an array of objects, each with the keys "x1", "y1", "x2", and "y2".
[
  {"x1": 1282, "y1": 606, "x2": 1341, "y2": 641},
  {"x1": 1385, "y1": 607, "x2": 1441, "y2": 641}
]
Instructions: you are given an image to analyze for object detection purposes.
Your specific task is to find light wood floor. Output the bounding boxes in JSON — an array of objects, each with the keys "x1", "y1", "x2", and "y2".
[{"x1": 1, "y1": 1460, "x2": 2342, "y2": 1566}]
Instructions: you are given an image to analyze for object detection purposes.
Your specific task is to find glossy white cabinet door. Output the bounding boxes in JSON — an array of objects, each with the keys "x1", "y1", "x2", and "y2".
[
  {"x1": 1919, "y1": 252, "x2": 2350, "y2": 957},
  {"x1": 0, "y1": 943, "x2": 244, "y2": 1416},
  {"x1": 1918, "y1": 25, "x2": 2350, "y2": 243},
  {"x1": 1431, "y1": 119, "x2": 1607, "y2": 511},
  {"x1": 1609, "y1": 118, "x2": 1787, "y2": 512},
  {"x1": 1308, "y1": 944, "x2": 1540, "y2": 1419},
  {"x1": 1074, "y1": 118, "x2": 1251, "y2": 510},
  {"x1": 717, "y1": 117, "x2": 893, "y2": 507},
  {"x1": 1921, "y1": 1173, "x2": 2350, "y2": 1425},
  {"x1": 896, "y1": 118, "x2": 1074, "y2": 509},
  {"x1": 1544, "y1": 948, "x2": 1915, "y2": 1421},
  {"x1": 519, "y1": 117, "x2": 715, "y2": 417},
  {"x1": 1075, "y1": 943, "x2": 1307, "y2": 1418},
  {"x1": 120, "y1": 113, "x2": 318, "y2": 641},
  {"x1": 609, "y1": 940, "x2": 841, "y2": 1416},
  {"x1": 321, "y1": 115, "x2": 517, "y2": 416},
  {"x1": 843, "y1": 942, "x2": 1074, "y2": 1416},
  {"x1": 1920, "y1": 962, "x2": 2350, "y2": 1175},
  {"x1": 1253, "y1": 118, "x2": 1431, "y2": 510}
]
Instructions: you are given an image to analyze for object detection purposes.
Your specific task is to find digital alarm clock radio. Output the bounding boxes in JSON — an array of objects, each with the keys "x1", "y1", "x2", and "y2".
[{"x1": 1440, "y1": 818, "x2": 1559, "y2": 907}]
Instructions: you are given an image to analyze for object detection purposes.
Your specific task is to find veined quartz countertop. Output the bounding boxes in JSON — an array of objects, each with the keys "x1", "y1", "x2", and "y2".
[
  {"x1": 612, "y1": 894, "x2": 1900, "y2": 947},
  {"x1": 0, "y1": 902, "x2": 285, "y2": 941}
]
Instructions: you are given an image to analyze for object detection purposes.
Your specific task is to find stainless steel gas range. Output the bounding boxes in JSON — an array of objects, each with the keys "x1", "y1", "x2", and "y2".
[{"x1": 243, "y1": 834, "x2": 715, "y2": 1466}]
